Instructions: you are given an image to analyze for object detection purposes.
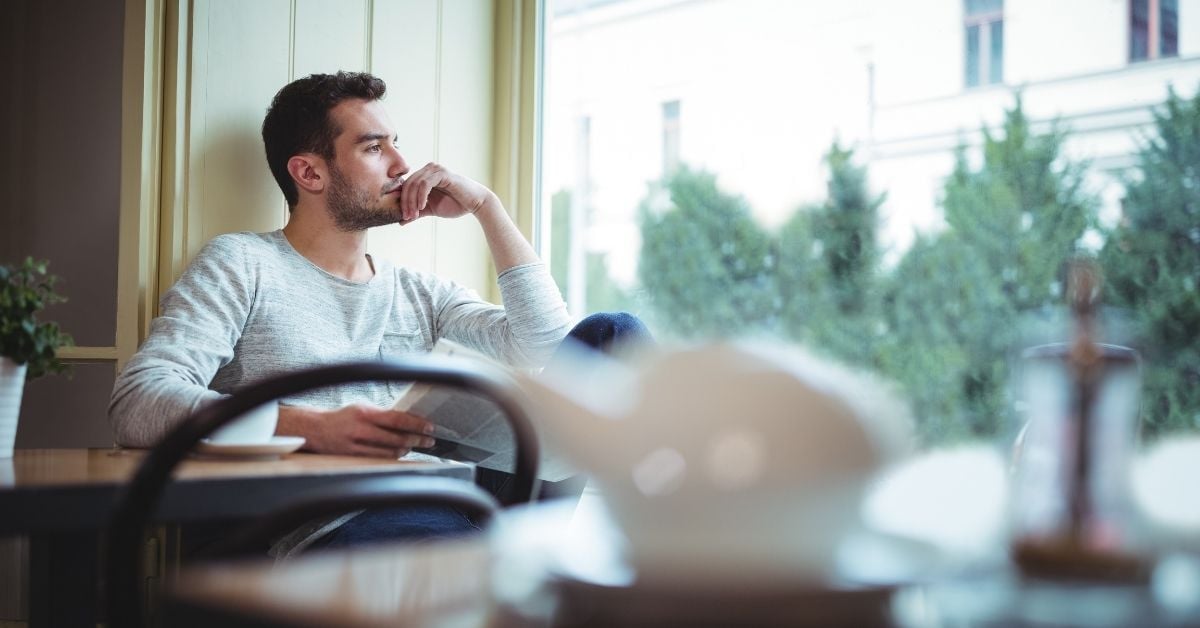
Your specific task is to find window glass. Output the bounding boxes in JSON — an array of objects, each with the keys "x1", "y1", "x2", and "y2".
[
  {"x1": 1130, "y1": 0, "x2": 1178, "y2": 62},
  {"x1": 541, "y1": 0, "x2": 1200, "y2": 450},
  {"x1": 989, "y1": 20, "x2": 1004, "y2": 84},
  {"x1": 965, "y1": 0, "x2": 1003, "y2": 16},
  {"x1": 1161, "y1": 0, "x2": 1178, "y2": 57},
  {"x1": 966, "y1": 24, "x2": 982, "y2": 87},
  {"x1": 963, "y1": 0, "x2": 1002, "y2": 88},
  {"x1": 1130, "y1": 0, "x2": 1151, "y2": 61}
]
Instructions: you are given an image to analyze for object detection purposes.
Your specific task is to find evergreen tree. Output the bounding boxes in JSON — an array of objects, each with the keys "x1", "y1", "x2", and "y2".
[
  {"x1": 778, "y1": 143, "x2": 884, "y2": 366},
  {"x1": 942, "y1": 98, "x2": 1094, "y2": 310},
  {"x1": 882, "y1": 98, "x2": 1097, "y2": 443},
  {"x1": 878, "y1": 233, "x2": 1013, "y2": 442},
  {"x1": 637, "y1": 167, "x2": 777, "y2": 338},
  {"x1": 629, "y1": 99, "x2": 1106, "y2": 446},
  {"x1": 1101, "y1": 85, "x2": 1200, "y2": 437}
]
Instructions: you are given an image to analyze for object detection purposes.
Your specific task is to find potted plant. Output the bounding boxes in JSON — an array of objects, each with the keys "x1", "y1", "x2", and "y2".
[{"x1": 0, "y1": 258, "x2": 73, "y2": 458}]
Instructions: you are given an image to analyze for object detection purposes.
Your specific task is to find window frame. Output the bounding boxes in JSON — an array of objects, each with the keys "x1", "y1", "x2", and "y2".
[
  {"x1": 1130, "y1": 0, "x2": 1180, "y2": 63},
  {"x1": 964, "y1": 1, "x2": 1004, "y2": 88}
]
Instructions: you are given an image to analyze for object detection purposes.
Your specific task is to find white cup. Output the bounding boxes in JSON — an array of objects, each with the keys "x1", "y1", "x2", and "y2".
[{"x1": 207, "y1": 401, "x2": 278, "y2": 444}]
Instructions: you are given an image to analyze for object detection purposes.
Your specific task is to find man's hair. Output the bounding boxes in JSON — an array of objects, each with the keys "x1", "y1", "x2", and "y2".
[{"x1": 261, "y1": 71, "x2": 387, "y2": 208}]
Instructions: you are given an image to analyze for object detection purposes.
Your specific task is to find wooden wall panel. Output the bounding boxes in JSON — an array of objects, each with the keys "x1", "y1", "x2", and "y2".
[
  {"x1": 432, "y1": 0, "x2": 493, "y2": 289},
  {"x1": 187, "y1": 0, "x2": 292, "y2": 257},
  {"x1": 366, "y1": 0, "x2": 443, "y2": 275},
  {"x1": 293, "y1": 0, "x2": 370, "y2": 77}
]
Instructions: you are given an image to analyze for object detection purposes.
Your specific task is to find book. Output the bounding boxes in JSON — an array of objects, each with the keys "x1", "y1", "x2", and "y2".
[{"x1": 392, "y1": 338, "x2": 575, "y2": 482}]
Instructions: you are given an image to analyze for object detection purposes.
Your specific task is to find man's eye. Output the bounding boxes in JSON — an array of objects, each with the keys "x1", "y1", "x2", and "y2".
[{"x1": 368, "y1": 145, "x2": 382, "y2": 153}]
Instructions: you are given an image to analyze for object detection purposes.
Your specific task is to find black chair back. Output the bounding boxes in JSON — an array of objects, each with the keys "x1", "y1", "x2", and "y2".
[{"x1": 104, "y1": 358, "x2": 539, "y2": 628}]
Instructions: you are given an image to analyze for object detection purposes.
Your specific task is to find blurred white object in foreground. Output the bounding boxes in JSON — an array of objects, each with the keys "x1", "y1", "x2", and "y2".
[
  {"x1": 1132, "y1": 435, "x2": 1200, "y2": 550},
  {"x1": 519, "y1": 340, "x2": 914, "y2": 582},
  {"x1": 862, "y1": 445, "x2": 1009, "y2": 564}
]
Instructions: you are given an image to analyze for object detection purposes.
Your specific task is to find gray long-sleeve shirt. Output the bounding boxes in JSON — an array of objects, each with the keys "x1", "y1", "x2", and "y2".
[{"x1": 109, "y1": 229, "x2": 573, "y2": 447}]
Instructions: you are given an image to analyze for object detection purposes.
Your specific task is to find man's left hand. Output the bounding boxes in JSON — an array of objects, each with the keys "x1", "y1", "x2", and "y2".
[{"x1": 398, "y1": 162, "x2": 499, "y2": 224}]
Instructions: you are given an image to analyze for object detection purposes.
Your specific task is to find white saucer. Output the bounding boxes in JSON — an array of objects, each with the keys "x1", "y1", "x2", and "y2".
[{"x1": 194, "y1": 436, "x2": 306, "y2": 458}]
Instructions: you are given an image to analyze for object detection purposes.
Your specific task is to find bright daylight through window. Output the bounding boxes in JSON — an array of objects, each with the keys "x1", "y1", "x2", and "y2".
[{"x1": 539, "y1": 0, "x2": 1200, "y2": 452}]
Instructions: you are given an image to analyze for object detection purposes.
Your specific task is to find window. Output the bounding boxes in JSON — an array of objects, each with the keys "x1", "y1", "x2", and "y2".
[
  {"x1": 540, "y1": 0, "x2": 1200, "y2": 452},
  {"x1": 1130, "y1": 0, "x2": 1178, "y2": 62},
  {"x1": 662, "y1": 100, "x2": 681, "y2": 176},
  {"x1": 964, "y1": 0, "x2": 1003, "y2": 87}
]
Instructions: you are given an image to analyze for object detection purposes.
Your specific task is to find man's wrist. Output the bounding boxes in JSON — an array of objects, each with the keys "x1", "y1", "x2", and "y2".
[
  {"x1": 276, "y1": 405, "x2": 316, "y2": 443},
  {"x1": 472, "y1": 191, "x2": 504, "y2": 218}
]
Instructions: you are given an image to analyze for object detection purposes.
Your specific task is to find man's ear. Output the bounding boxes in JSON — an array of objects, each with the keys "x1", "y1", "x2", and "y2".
[{"x1": 287, "y1": 155, "x2": 325, "y2": 194}]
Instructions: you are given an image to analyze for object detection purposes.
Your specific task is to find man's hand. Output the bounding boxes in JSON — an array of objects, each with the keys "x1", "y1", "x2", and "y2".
[
  {"x1": 395, "y1": 161, "x2": 539, "y2": 272},
  {"x1": 397, "y1": 162, "x2": 499, "y2": 224},
  {"x1": 277, "y1": 403, "x2": 436, "y2": 458}
]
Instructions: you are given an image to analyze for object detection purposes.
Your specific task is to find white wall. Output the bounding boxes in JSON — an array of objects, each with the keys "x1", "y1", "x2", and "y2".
[
  {"x1": 1005, "y1": 0, "x2": 1128, "y2": 83},
  {"x1": 870, "y1": 0, "x2": 963, "y2": 106}
]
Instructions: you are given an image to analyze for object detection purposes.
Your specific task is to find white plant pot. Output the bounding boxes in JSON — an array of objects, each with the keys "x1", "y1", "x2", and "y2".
[{"x1": 0, "y1": 358, "x2": 27, "y2": 458}]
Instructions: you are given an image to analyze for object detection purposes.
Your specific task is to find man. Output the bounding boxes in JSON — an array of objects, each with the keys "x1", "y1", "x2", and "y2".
[{"x1": 109, "y1": 71, "x2": 647, "y2": 551}]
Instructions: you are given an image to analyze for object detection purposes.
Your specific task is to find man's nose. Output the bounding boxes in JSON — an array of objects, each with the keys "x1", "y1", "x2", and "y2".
[{"x1": 388, "y1": 147, "x2": 409, "y2": 177}]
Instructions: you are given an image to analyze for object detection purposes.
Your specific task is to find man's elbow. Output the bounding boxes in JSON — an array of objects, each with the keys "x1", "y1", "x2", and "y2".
[
  {"x1": 107, "y1": 379, "x2": 171, "y2": 448},
  {"x1": 107, "y1": 396, "x2": 149, "y2": 448}
]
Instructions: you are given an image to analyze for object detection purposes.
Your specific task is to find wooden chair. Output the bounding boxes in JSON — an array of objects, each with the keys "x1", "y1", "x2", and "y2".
[{"x1": 104, "y1": 358, "x2": 540, "y2": 628}]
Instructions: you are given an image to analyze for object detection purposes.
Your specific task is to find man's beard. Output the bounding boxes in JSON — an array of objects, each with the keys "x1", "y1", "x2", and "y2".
[{"x1": 326, "y1": 165, "x2": 399, "y2": 231}]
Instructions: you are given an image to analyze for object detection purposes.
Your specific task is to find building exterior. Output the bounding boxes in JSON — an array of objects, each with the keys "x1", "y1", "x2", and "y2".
[{"x1": 542, "y1": 0, "x2": 1200, "y2": 309}]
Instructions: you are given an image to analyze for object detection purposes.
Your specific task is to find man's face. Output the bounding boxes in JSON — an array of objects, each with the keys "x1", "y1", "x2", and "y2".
[{"x1": 322, "y1": 99, "x2": 409, "y2": 231}]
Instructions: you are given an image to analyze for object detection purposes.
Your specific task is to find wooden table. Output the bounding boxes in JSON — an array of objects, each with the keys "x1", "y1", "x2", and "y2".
[
  {"x1": 160, "y1": 445, "x2": 1200, "y2": 628},
  {"x1": 164, "y1": 498, "x2": 908, "y2": 627},
  {"x1": 0, "y1": 448, "x2": 473, "y2": 626}
]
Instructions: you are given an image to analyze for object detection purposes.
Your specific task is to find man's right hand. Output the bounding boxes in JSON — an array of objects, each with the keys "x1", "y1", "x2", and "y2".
[{"x1": 277, "y1": 403, "x2": 436, "y2": 458}]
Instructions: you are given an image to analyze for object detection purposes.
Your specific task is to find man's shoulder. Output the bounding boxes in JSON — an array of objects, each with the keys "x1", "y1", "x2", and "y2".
[
  {"x1": 181, "y1": 231, "x2": 285, "y2": 285},
  {"x1": 201, "y1": 230, "x2": 278, "y2": 255},
  {"x1": 192, "y1": 231, "x2": 286, "y2": 266}
]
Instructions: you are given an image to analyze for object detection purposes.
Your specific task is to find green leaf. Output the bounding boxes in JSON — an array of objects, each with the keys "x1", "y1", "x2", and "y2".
[{"x1": 0, "y1": 258, "x2": 72, "y2": 380}]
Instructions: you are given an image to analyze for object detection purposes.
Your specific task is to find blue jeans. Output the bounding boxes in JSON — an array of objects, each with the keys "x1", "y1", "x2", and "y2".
[{"x1": 310, "y1": 312, "x2": 653, "y2": 550}]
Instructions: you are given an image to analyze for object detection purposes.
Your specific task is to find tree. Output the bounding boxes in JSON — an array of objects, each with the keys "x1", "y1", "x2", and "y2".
[
  {"x1": 1101, "y1": 85, "x2": 1200, "y2": 437},
  {"x1": 877, "y1": 234, "x2": 1013, "y2": 442},
  {"x1": 637, "y1": 167, "x2": 777, "y2": 338},
  {"x1": 941, "y1": 98, "x2": 1094, "y2": 310},
  {"x1": 628, "y1": 99, "x2": 1105, "y2": 446},
  {"x1": 778, "y1": 142, "x2": 884, "y2": 366},
  {"x1": 881, "y1": 97, "x2": 1098, "y2": 443}
]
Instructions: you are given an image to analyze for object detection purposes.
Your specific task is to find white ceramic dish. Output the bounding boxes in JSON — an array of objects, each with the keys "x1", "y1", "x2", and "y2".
[{"x1": 194, "y1": 436, "x2": 305, "y2": 458}]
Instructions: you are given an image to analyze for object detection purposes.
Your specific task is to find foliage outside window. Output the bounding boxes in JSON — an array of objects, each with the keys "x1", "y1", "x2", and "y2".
[
  {"x1": 550, "y1": 91, "x2": 1200, "y2": 446},
  {"x1": 542, "y1": 1, "x2": 1200, "y2": 448}
]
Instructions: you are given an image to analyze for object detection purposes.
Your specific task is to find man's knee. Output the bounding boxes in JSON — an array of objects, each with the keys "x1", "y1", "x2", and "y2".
[{"x1": 566, "y1": 311, "x2": 653, "y2": 353}]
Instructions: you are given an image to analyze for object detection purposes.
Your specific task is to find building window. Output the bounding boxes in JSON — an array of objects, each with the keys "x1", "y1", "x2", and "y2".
[
  {"x1": 1130, "y1": 0, "x2": 1178, "y2": 62},
  {"x1": 662, "y1": 100, "x2": 681, "y2": 176},
  {"x1": 964, "y1": 0, "x2": 1003, "y2": 88}
]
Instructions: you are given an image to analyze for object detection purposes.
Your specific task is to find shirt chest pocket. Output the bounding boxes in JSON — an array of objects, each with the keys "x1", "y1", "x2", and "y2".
[{"x1": 379, "y1": 331, "x2": 431, "y2": 396}]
